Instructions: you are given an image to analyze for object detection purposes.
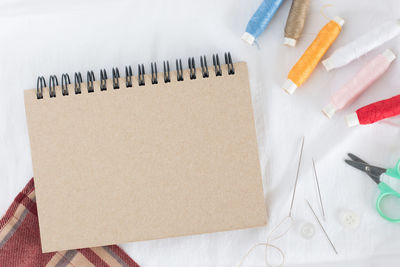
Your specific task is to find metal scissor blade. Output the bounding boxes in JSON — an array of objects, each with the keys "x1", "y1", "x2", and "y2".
[
  {"x1": 347, "y1": 153, "x2": 368, "y2": 164},
  {"x1": 344, "y1": 159, "x2": 384, "y2": 184},
  {"x1": 345, "y1": 159, "x2": 370, "y2": 172},
  {"x1": 346, "y1": 153, "x2": 387, "y2": 176}
]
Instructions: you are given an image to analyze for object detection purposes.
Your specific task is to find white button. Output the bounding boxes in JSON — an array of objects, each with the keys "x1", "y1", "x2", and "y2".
[
  {"x1": 340, "y1": 210, "x2": 360, "y2": 229},
  {"x1": 300, "y1": 222, "x2": 315, "y2": 239}
]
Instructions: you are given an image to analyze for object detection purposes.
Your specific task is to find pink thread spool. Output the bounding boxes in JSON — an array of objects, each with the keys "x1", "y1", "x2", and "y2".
[{"x1": 322, "y1": 49, "x2": 396, "y2": 118}]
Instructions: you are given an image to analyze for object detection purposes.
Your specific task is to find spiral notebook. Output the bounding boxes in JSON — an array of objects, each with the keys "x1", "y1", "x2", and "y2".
[{"x1": 24, "y1": 53, "x2": 267, "y2": 252}]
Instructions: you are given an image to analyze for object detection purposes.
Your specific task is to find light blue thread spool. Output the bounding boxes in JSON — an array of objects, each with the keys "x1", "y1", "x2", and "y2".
[{"x1": 242, "y1": 0, "x2": 285, "y2": 45}]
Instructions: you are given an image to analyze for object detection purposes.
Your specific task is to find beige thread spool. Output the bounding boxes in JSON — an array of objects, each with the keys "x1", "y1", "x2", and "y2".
[{"x1": 284, "y1": 0, "x2": 310, "y2": 47}]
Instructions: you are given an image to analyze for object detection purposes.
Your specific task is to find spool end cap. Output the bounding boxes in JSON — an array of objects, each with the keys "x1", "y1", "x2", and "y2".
[
  {"x1": 345, "y1": 112, "x2": 360, "y2": 127},
  {"x1": 282, "y1": 79, "x2": 297, "y2": 95},
  {"x1": 382, "y1": 49, "x2": 396, "y2": 63},
  {"x1": 241, "y1": 32, "x2": 255, "y2": 45},
  {"x1": 283, "y1": 37, "x2": 297, "y2": 47},
  {"x1": 322, "y1": 103, "x2": 337, "y2": 119},
  {"x1": 333, "y1": 16, "x2": 345, "y2": 27},
  {"x1": 322, "y1": 58, "x2": 334, "y2": 72}
]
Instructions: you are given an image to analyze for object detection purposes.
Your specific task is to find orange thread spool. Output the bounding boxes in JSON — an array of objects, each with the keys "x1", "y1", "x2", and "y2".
[{"x1": 283, "y1": 16, "x2": 345, "y2": 94}]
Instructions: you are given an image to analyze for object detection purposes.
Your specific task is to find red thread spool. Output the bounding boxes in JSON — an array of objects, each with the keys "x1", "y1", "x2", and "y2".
[{"x1": 346, "y1": 94, "x2": 400, "y2": 127}]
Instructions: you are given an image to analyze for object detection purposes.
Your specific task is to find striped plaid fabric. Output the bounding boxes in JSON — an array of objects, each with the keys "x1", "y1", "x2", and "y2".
[{"x1": 0, "y1": 178, "x2": 140, "y2": 267}]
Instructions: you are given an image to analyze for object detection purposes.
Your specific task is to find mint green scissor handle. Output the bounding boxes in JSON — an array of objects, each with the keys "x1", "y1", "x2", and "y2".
[
  {"x1": 376, "y1": 160, "x2": 400, "y2": 223},
  {"x1": 386, "y1": 160, "x2": 400, "y2": 179}
]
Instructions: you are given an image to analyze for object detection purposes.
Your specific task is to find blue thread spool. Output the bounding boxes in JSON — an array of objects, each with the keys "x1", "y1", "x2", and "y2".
[{"x1": 242, "y1": 0, "x2": 285, "y2": 45}]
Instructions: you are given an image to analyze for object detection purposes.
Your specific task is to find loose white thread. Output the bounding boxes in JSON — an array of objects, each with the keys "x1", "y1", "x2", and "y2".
[
  {"x1": 238, "y1": 216, "x2": 293, "y2": 267},
  {"x1": 320, "y1": 4, "x2": 333, "y2": 21}
]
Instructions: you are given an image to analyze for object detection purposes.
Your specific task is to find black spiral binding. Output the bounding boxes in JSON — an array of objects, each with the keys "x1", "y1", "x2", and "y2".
[
  {"x1": 49, "y1": 75, "x2": 58, "y2": 98},
  {"x1": 125, "y1": 66, "x2": 133, "y2": 88},
  {"x1": 200, "y1": 55, "x2": 209, "y2": 78},
  {"x1": 112, "y1": 68, "x2": 120, "y2": 89},
  {"x1": 151, "y1": 63, "x2": 158, "y2": 84},
  {"x1": 100, "y1": 69, "x2": 107, "y2": 91},
  {"x1": 36, "y1": 76, "x2": 46, "y2": 99},
  {"x1": 225, "y1": 52, "x2": 235, "y2": 75},
  {"x1": 176, "y1": 59, "x2": 183, "y2": 81},
  {"x1": 188, "y1": 57, "x2": 196, "y2": 80},
  {"x1": 87, "y1": 71, "x2": 95, "y2": 93},
  {"x1": 138, "y1": 64, "x2": 145, "y2": 86},
  {"x1": 213, "y1": 54, "x2": 222, "y2": 76},
  {"x1": 74, "y1": 72, "x2": 82, "y2": 94},
  {"x1": 35, "y1": 52, "x2": 235, "y2": 99},
  {"x1": 163, "y1": 61, "x2": 170, "y2": 83},
  {"x1": 61, "y1": 74, "x2": 70, "y2": 96}
]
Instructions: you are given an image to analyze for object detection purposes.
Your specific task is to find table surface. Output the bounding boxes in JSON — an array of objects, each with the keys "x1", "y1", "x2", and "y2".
[{"x1": 1, "y1": 0, "x2": 400, "y2": 266}]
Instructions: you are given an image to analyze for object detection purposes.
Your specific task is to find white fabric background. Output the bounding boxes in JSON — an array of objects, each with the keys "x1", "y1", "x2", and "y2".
[{"x1": 1, "y1": 0, "x2": 400, "y2": 266}]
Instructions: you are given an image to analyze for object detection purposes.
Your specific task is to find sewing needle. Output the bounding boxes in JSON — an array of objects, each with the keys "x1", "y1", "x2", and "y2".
[
  {"x1": 306, "y1": 200, "x2": 338, "y2": 254},
  {"x1": 289, "y1": 136, "x2": 305, "y2": 217},
  {"x1": 312, "y1": 158, "x2": 326, "y2": 220}
]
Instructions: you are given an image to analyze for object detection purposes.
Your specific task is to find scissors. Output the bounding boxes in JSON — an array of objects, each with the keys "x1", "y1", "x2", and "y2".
[{"x1": 345, "y1": 153, "x2": 400, "y2": 223}]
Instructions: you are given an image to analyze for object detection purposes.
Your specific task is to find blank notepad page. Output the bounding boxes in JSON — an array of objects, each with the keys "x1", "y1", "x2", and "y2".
[{"x1": 24, "y1": 61, "x2": 267, "y2": 252}]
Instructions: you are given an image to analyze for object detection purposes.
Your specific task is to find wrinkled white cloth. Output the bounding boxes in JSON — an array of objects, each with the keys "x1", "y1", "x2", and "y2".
[{"x1": 1, "y1": 0, "x2": 400, "y2": 266}]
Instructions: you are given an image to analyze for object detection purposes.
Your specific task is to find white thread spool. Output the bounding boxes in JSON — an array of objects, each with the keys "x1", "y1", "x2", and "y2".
[{"x1": 323, "y1": 19, "x2": 400, "y2": 71}]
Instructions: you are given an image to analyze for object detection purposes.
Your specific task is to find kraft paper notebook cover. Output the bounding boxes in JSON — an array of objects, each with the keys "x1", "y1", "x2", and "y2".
[{"x1": 24, "y1": 53, "x2": 267, "y2": 252}]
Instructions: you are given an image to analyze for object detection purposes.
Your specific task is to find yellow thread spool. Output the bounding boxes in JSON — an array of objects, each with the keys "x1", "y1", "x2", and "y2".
[{"x1": 283, "y1": 16, "x2": 344, "y2": 94}]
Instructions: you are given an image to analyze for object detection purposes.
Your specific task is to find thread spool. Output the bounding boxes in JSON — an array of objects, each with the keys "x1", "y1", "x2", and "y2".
[
  {"x1": 242, "y1": 0, "x2": 285, "y2": 45},
  {"x1": 284, "y1": 0, "x2": 310, "y2": 47},
  {"x1": 283, "y1": 16, "x2": 345, "y2": 94},
  {"x1": 346, "y1": 94, "x2": 400, "y2": 127},
  {"x1": 323, "y1": 49, "x2": 396, "y2": 118},
  {"x1": 323, "y1": 20, "x2": 400, "y2": 71}
]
